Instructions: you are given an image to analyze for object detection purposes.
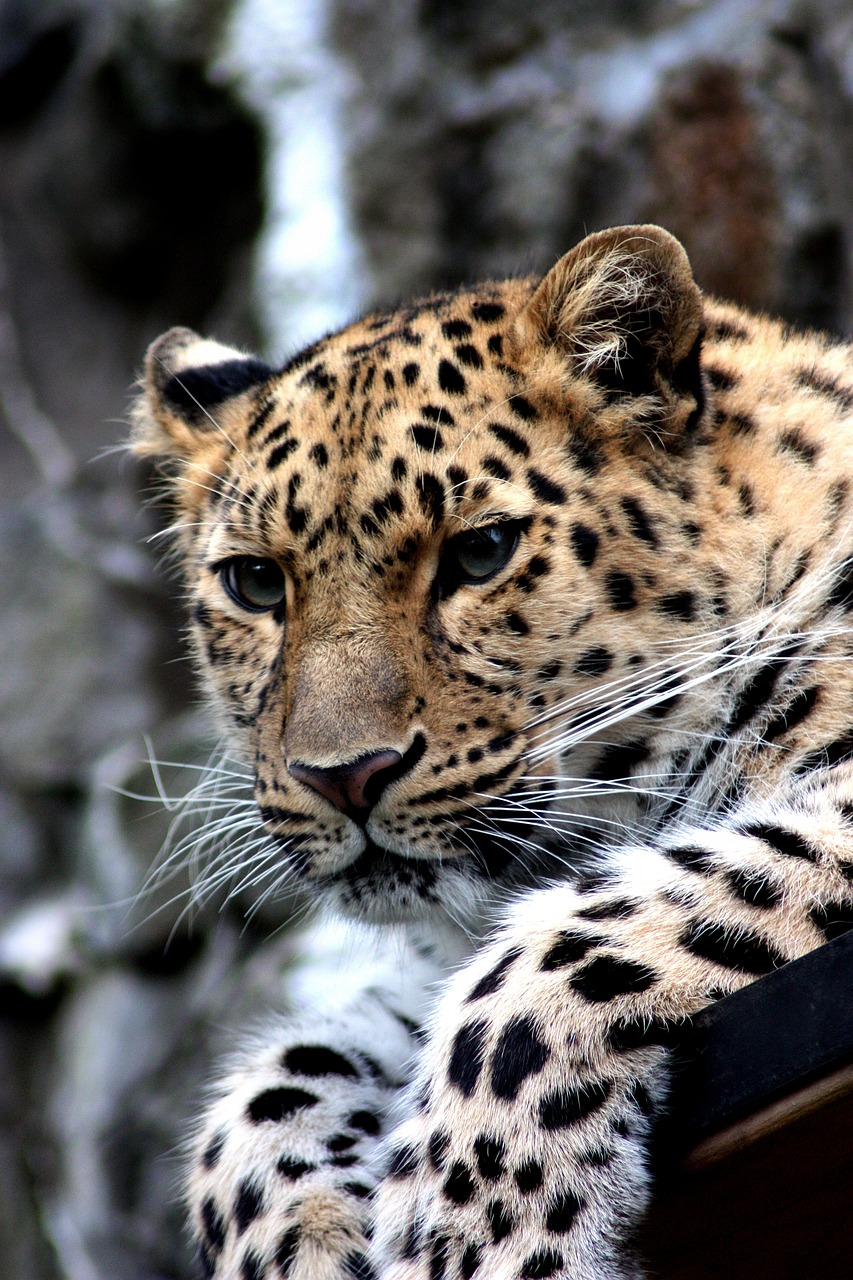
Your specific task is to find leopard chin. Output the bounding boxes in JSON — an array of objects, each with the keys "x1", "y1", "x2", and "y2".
[{"x1": 324, "y1": 841, "x2": 445, "y2": 923}]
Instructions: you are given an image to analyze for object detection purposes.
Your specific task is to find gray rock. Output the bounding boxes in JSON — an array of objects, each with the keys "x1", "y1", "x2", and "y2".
[
  {"x1": 0, "y1": 485, "x2": 160, "y2": 789},
  {"x1": 333, "y1": 0, "x2": 853, "y2": 333}
]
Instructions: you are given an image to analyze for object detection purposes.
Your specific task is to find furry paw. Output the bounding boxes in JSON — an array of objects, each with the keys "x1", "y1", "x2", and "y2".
[
  {"x1": 198, "y1": 1182, "x2": 373, "y2": 1279},
  {"x1": 370, "y1": 900, "x2": 663, "y2": 1280}
]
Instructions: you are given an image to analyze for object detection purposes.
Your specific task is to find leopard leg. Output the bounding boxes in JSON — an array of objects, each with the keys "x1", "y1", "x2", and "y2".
[
  {"x1": 372, "y1": 783, "x2": 853, "y2": 1280},
  {"x1": 191, "y1": 925, "x2": 460, "y2": 1280}
]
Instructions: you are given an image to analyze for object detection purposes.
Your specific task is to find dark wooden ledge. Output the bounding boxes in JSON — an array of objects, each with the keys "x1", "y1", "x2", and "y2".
[{"x1": 642, "y1": 930, "x2": 853, "y2": 1278}]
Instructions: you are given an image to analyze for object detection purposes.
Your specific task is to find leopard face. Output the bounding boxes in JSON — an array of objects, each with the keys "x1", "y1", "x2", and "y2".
[{"x1": 134, "y1": 226, "x2": 774, "y2": 924}]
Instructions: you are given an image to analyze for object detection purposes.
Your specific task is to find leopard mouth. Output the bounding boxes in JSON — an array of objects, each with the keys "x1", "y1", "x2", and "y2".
[
  {"x1": 343, "y1": 839, "x2": 438, "y2": 883},
  {"x1": 319, "y1": 818, "x2": 566, "y2": 924}
]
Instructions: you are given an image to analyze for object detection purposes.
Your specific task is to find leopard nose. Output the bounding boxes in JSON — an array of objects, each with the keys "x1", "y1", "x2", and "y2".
[{"x1": 288, "y1": 748, "x2": 404, "y2": 817}]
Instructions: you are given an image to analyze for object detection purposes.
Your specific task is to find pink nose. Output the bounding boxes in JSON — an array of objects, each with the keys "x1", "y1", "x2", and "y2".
[{"x1": 288, "y1": 748, "x2": 404, "y2": 816}]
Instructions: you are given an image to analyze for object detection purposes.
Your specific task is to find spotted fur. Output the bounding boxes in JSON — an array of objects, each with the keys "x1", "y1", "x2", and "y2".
[{"x1": 133, "y1": 226, "x2": 853, "y2": 1279}]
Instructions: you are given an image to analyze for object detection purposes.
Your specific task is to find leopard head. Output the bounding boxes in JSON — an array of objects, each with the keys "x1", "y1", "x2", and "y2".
[{"x1": 133, "y1": 225, "x2": 716, "y2": 925}]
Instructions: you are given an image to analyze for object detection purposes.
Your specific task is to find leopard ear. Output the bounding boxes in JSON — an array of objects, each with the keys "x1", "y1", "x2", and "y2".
[
  {"x1": 514, "y1": 225, "x2": 705, "y2": 439},
  {"x1": 131, "y1": 326, "x2": 273, "y2": 461}
]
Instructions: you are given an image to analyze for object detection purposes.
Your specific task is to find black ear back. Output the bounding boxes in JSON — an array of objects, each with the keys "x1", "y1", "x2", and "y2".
[
  {"x1": 132, "y1": 326, "x2": 272, "y2": 460},
  {"x1": 159, "y1": 356, "x2": 273, "y2": 426}
]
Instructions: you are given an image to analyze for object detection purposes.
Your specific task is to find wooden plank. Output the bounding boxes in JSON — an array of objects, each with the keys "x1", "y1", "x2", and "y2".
[
  {"x1": 641, "y1": 1057, "x2": 853, "y2": 1278},
  {"x1": 667, "y1": 927, "x2": 853, "y2": 1146},
  {"x1": 637, "y1": 934, "x2": 853, "y2": 1277},
  {"x1": 685, "y1": 1059, "x2": 853, "y2": 1168}
]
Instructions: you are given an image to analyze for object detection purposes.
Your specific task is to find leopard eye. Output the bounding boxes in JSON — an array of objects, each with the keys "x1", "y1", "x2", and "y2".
[
  {"x1": 444, "y1": 522, "x2": 521, "y2": 587},
  {"x1": 221, "y1": 557, "x2": 286, "y2": 612}
]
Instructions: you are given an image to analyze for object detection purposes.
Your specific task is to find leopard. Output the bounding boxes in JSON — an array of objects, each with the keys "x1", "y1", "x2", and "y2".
[{"x1": 132, "y1": 224, "x2": 853, "y2": 1280}]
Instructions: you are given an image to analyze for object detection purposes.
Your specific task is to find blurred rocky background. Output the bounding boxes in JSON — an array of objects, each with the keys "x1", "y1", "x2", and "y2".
[{"x1": 1, "y1": 0, "x2": 852, "y2": 1275}]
